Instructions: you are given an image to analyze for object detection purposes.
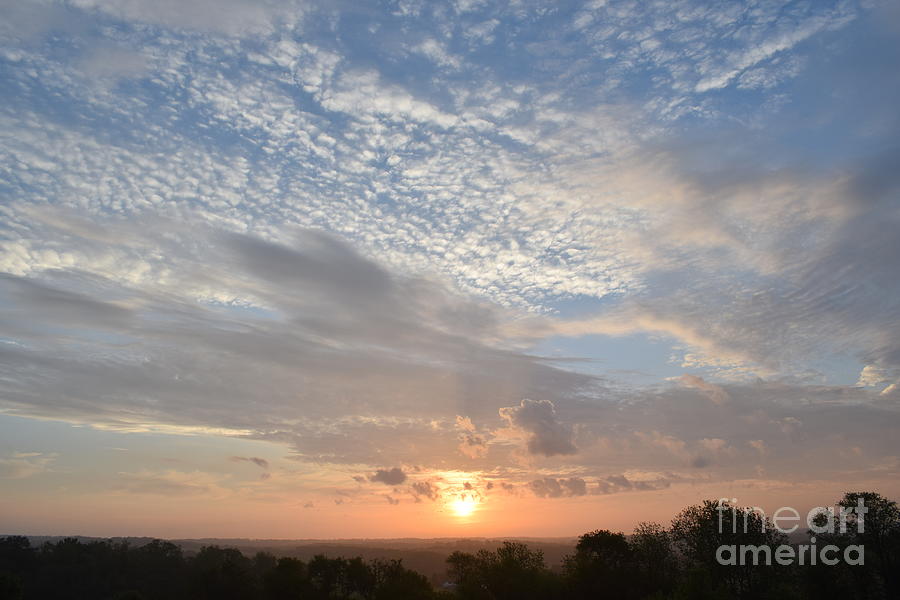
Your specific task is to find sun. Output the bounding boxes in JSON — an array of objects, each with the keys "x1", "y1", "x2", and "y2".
[{"x1": 450, "y1": 495, "x2": 478, "y2": 518}]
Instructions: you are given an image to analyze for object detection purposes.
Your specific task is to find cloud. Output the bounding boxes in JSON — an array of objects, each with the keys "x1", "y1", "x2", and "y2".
[
  {"x1": 1, "y1": 216, "x2": 899, "y2": 495},
  {"x1": 525, "y1": 474, "x2": 675, "y2": 498},
  {"x1": 529, "y1": 477, "x2": 587, "y2": 498},
  {"x1": 69, "y1": 0, "x2": 303, "y2": 36},
  {"x1": 699, "y1": 438, "x2": 732, "y2": 455},
  {"x1": 0, "y1": 0, "x2": 82, "y2": 42},
  {"x1": 369, "y1": 467, "x2": 407, "y2": 486},
  {"x1": 595, "y1": 474, "x2": 671, "y2": 495},
  {"x1": 499, "y1": 399, "x2": 577, "y2": 457},
  {"x1": 634, "y1": 431, "x2": 690, "y2": 462},
  {"x1": 858, "y1": 365, "x2": 887, "y2": 387},
  {"x1": 678, "y1": 374, "x2": 729, "y2": 405},
  {"x1": 0, "y1": 452, "x2": 56, "y2": 479},
  {"x1": 748, "y1": 440, "x2": 769, "y2": 457},
  {"x1": 693, "y1": 7, "x2": 856, "y2": 93},
  {"x1": 410, "y1": 480, "x2": 440, "y2": 502},
  {"x1": 115, "y1": 469, "x2": 229, "y2": 497},
  {"x1": 230, "y1": 456, "x2": 269, "y2": 469},
  {"x1": 0, "y1": 273, "x2": 133, "y2": 331},
  {"x1": 456, "y1": 416, "x2": 489, "y2": 459},
  {"x1": 0, "y1": 221, "x2": 595, "y2": 469},
  {"x1": 690, "y1": 455, "x2": 711, "y2": 469},
  {"x1": 537, "y1": 143, "x2": 900, "y2": 382},
  {"x1": 76, "y1": 46, "x2": 148, "y2": 80},
  {"x1": 509, "y1": 308, "x2": 763, "y2": 377},
  {"x1": 0, "y1": 0, "x2": 898, "y2": 509}
]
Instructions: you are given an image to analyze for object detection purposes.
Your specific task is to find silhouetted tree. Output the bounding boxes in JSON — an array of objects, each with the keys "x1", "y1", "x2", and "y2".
[
  {"x1": 128, "y1": 539, "x2": 186, "y2": 598},
  {"x1": 371, "y1": 558, "x2": 434, "y2": 600},
  {"x1": 670, "y1": 499, "x2": 791, "y2": 599},
  {"x1": 806, "y1": 491, "x2": 899, "y2": 599},
  {"x1": 264, "y1": 557, "x2": 310, "y2": 599},
  {"x1": 0, "y1": 538, "x2": 33, "y2": 579},
  {"x1": 447, "y1": 541, "x2": 561, "y2": 600},
  {"x1": 307, "y1": 555, "x2": 376, "y2": 599},
  {"x1": 0, "y1": 536, "x2": 31, "y2": 600},
  {"x1": 0, "y1": 572, "x2": 23, "y2": 600},
  {"x1": 188, "y1": 546, "x2": 258, "y2": 600},
  {"x1": 564, "y1": 529, "x2": 635, "y2": 599},
  {"x1": 841, "y1": 492, "x2": 900, "y2": 598},
  {"x1": 631, "y1": 522, "x2": 678, "y2": 598}
]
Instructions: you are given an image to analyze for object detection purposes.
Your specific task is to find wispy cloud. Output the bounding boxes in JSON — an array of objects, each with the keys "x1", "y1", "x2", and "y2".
[{"x1": 0, "y1": 452, "x2": 56, "y2": 479}]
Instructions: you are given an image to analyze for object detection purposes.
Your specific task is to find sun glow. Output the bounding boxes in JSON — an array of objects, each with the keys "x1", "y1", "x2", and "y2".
[{"x1": 450, "y1": 495, "x2": 478, "y2": 518}]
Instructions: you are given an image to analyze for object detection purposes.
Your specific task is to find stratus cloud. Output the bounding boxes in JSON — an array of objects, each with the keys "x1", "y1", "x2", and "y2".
[
  {"x1": 499, "y1": 399, "x2": 577, "y2": 457},
  {"x1": 0, "y1": 219, "x2": 595, "y2": 470}
]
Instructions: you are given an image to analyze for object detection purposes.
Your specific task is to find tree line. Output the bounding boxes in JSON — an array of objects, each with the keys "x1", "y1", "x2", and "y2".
[{"x1": 0, "y1": 491, "x2": 897, "y2": 599}]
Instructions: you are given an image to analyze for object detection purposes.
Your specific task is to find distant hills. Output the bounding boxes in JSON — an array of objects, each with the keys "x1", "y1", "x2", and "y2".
[{"x1": 12, "y1": 536, "x2": 578, "y2": 587}]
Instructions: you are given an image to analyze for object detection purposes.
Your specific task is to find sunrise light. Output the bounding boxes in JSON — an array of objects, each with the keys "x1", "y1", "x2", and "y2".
[
  {"x1": 450, "y1": 495, "x2": 478, "y2": 518},
  {"x1": 2, "y1": 1, "x2": 899, "y2": 597}
]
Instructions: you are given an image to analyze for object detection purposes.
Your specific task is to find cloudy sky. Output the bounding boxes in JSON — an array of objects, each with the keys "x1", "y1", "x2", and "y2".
[{"x1": 1, "y1": 0, "x2": 899, "y2": 538}]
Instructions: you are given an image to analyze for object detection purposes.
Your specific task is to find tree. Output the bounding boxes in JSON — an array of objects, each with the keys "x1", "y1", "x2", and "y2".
[
  {"x1": 841, "y1": 491, "x2": 900, "y2": 597},
  {"x1": 670, "y1": 500, "x2": 789, "y2": 599},
  {"x1": 447, "y1": 541, "x2": 560, "y2": 600},
  {"x1": 564, "y1": 529, "x2": 635, "y2": 599},
  {"x1": 809, "y1": 491, "x2": 900, "y2": 599},
  {"x1": 0, "y1": 572, "x2": 23, "y2": 600},
  {"x1": 307, "y1": 555, "x2": 377, "y2": 599},
  {"x1": 264, "y1": 557, "x2": 310, "y2": 599},
  {"x1": 188, "y1": 546, "x2": 258, "y2": 600},
  {"x1": 630, "y1": 522, "x2": 678, "y2": 597},
  {"x1": 128, "y1": 539, "x2": 187, "y2": 599},
  {"x1": 0, "y1": 537, "x2": 32, "y2": 600},
  {"x1": 371, "y1": 559, "x2": 434, "y2": 600}
]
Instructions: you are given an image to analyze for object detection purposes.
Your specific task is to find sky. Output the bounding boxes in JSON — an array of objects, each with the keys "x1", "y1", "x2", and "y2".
[{"x1": 0, "y1": 0, "x2": 899, "y2": 539}]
